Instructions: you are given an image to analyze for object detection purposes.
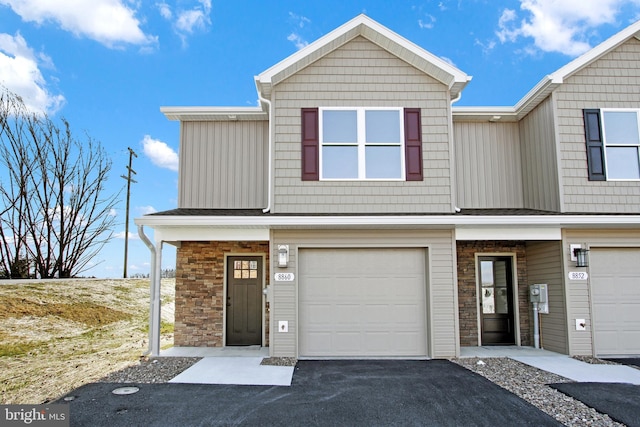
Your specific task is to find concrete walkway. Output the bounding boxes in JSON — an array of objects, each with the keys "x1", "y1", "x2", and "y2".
[
  {"x1": 461, "y1": 346, "x2": 640, "y2": 384},
  {"x1": 161, "y1": 346, "x2": 295, "y2": 386}
]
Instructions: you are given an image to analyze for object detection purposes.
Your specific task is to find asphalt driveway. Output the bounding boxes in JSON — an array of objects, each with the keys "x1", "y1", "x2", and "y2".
[{"x1": 56, "y1": 360, "x2": 561, "y2": 426}]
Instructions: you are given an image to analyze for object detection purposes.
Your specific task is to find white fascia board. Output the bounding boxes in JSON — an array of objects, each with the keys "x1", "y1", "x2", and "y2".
[
  {"x1": 136, "y1": 214, "x2": 640, "y2": 228},
  {"x1": 256, "y1": 14, "x2": 469, "y2": 89},
  {"x1": 160, "y1": 106, "x2": 266, "y2": 121},
  {"x1": 455, "y1": 227, "x2": 561, "y2": 241},
  {"x1": 155, "y1": 227, "x2": 269, "y2": 242}
]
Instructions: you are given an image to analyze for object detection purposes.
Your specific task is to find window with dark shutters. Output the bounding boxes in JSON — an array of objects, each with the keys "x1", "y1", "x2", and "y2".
[
  {"x1": 300, "y1": 107, "x2": 424, "y2": 181},
  {"x1": 301, "y1": 108, "x2": 319, "y2": 181},
  {"x1": 404, "y1": 108, "x2": 423, "y2": 181},
  {"x1": 583, "y1": 109, "x2": 606, "y2": 181}
]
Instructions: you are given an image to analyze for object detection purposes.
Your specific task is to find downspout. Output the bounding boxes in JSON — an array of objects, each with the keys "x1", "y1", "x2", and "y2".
[
  {"x1": 449, "y1": 90, "x2": 463, "y2": 358},
  {"x1": 450, "y1": 91, "x2": 462, "y2": 214},
  {"x1": 256, "y1": 78, "x2": 273, "y2": 213},
  {"x1": 138, "y1": 225, "x2": 161, "y2": 357}
]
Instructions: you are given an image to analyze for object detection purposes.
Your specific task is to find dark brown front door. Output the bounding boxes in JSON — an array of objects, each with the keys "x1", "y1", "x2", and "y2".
[
  {"x1": 226, "y1": 256, "x2": 262, "y2": 346},
  {"x1": 479, "y1": 256, "x2": 515, "y2": 345}
]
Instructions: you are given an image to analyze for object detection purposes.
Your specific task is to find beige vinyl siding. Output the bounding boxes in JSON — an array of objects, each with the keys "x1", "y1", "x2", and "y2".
[
  {"x1": 271, "y1": 36, "x2": 453, "y2": 214},
  {"x1": 519, "y1": 96, "x2": 561, "y2": 212},
  {"x1": 554, "y1": 38, "x2": 640, "y2": 213},
  {"x1": 178, "y1": 121, "x2": 268, "y2": 208},
  {"x1": 563, "y1": 229, "x2": 640, "y2": 355},
  {"x1": 526, "y1": 241, "x2": 567, "y2": 354},
  {"x1": 454, "y1": 122, "x2": 523, "y2": 208},
  {"x1": 270, "y1": 229, "x2": 458, "y2": 358}
]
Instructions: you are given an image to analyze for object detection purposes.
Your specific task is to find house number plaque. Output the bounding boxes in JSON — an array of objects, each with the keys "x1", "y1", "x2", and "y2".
[
  {"x1": 568, "y1": 271, "x2": 588, "y2": 281},
  {"x1": 274, "y1": 273, "x2": 295, "y2": 282}
]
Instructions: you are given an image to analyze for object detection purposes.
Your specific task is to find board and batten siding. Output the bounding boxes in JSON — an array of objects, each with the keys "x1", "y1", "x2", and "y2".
[
  {"x1": 270, "y1": 229, "x2": 459, "y2": 358},
  {"x1": 453, "y1": 122, "x2": 524, "y2": 208},
  {"x1": 554, "y1": 37, "x2": 640, "y2": 213},
  {"x1": 270, "y1": 36, "x2": 453, "y2": 214},
  {"x1": 519, "y1": 96, "x2": 561, "y2": 212},
  {"x1": 563, "y1": 228, "x2": 640, "y2": 355},
  {"x1": 178, "y1": 121, "x2": 268, "y2": 209},
  {"x1": 526, "y1": 241, "x2": 567, "y2": 354}
]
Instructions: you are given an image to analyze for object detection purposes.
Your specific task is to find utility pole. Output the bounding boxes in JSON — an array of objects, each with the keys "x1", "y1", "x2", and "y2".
[{"x1": 121, "y1": 147, "x2": 137, "y2": 278}]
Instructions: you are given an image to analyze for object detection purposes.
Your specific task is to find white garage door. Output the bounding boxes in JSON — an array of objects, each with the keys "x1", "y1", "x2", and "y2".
[
  {"x1": 298, "y1": 248, "x2": 427, "y2": 357},
  {"x1": 590, "y1": 248, "x2": 640, "y2": 356}
]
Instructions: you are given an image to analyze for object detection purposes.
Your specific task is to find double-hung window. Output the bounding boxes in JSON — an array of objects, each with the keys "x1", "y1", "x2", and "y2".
[
  {"x1": 601, "y1": 109, "x2": 640, "y2": 180},
  {"x1": 320, "y1": 107, "x2": 405, "y2": 180}
]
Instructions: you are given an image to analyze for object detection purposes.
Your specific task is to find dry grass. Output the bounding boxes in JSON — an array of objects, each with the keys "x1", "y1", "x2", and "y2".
[{"x1": 0, "y1": 278, "x2": 175, "y2": 404}]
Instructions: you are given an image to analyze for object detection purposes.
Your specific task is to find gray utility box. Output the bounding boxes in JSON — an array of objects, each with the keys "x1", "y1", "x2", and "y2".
[{"x1": 529, "y1": 284, "x2": 549, "y2": 314}]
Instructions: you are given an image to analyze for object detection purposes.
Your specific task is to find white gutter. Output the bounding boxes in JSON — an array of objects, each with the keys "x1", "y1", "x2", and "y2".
[
  {"x1": 256, "y1": 78, "x2": 273, "y2": 213},
  {"x1": 137, "y1": 225, "x2": 161, "y2": 357}
]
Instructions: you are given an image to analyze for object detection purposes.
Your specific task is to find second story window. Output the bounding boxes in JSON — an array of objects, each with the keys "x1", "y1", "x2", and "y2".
[
  {"x1": 602, "y1": 109, "x2": 640, "y2": 180},
  {"x1": 320, "y1": 108, "x2": 405, "y2": 180}
]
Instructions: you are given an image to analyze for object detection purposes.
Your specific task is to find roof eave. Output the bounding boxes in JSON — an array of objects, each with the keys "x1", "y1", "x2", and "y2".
[
  {"x1": 135, "y1": 214, "x2": 640, "y2": 228},
  {"x1": 160, "y1": 106, "x2": 268, "y2": 121}
]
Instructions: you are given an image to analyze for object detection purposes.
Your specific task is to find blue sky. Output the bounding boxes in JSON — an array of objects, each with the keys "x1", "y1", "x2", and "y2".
[{"x1": 1, "y1": 0, "x2": 640, "y2": 277}]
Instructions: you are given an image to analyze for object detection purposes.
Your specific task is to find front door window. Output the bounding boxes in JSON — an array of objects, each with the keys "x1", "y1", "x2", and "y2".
[{"x1": 479, "y1": 257, "x2": 515, "y2": 345}]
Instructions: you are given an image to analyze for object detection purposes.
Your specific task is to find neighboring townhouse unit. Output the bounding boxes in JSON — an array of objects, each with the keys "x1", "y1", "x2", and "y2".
[{"x1": 136, "y1": 15, "x2": 640, "y2": 359}]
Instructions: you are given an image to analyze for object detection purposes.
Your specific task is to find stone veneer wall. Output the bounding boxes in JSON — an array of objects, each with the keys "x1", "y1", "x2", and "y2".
[
  {"x1": 174, "y1": 241, "x2": 270, "y2": 347},
  {"x1": 457, "y1": 241, "x2": 530, "y2": 347}
]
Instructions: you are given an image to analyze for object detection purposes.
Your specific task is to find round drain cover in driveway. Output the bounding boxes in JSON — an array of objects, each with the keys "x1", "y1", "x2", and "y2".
[{"x1": 112, "y1": 386, "x2": 139, "y2": 395}]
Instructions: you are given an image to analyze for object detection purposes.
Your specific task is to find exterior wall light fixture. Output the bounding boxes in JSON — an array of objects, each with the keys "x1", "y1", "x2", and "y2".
[
  {"x1": 278, "y1": 245, "x2": 289, "y2": 268},
  {"x1": 573, "y1": 247, "x2": 589, "y2": 268}
]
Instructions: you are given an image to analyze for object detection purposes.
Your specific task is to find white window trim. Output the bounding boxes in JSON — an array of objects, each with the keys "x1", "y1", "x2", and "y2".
[
  {"x1": 601, "y1": 108, "x2": 640, "y2": 181},
  {"x1": 318, "y1": 107, "x2": 406, "y2": 181}
]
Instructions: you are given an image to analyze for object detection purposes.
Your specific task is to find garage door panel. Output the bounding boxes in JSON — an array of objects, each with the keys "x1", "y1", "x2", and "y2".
[
  {"x1": 299, "y1": 248, "x2": 427, "y2": 357},
  {"x1": 591, "y1": 248, "x2": 640, "y2": 356}
]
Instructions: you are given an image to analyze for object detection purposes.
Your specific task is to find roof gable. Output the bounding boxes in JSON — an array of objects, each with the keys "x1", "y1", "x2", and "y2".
[
  {"x1": 255, "y1": 14, "x2": 471, "y2": 101},
  {"x1": 453, "y1": 19, "x2": 640, "y2": 122}
]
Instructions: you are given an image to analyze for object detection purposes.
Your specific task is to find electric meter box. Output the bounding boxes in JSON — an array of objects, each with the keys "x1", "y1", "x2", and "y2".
[{"x1": 529, "y1": 284, "x2": 549, "y2": 314}]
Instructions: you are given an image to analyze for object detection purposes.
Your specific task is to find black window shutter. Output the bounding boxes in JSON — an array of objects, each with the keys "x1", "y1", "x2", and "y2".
[
  {"x1": 583, "y1": 109, "x2": 606, "y2": 181},
  {"x1": 301, "y1": 108, "x2": 319, "y2": 181},
  {"x1": 404, "y1": 108, "x2": 423, "y2": 181}
]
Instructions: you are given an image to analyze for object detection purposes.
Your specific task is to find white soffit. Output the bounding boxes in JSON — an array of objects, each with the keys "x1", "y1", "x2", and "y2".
[
  {"x1": 455, "y1": 227, "x2": 561, "y2": 241},
  {"x1": 160, "y1": 106, "x2": 267, "y2": 121}
]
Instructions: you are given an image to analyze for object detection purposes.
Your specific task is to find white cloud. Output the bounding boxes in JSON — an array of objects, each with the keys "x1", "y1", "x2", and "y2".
[
  {"x1": 141, "y1": 135, "x2": 179, "y2": 172},
  {"x1": 289, "y1": 12, "x2": 311, "y2": 28},
  {"x1": 109, "y1": 208, "x2": 118, "y2": 217},
  {"x1": 136, "y1": 205, "x2": 157, "y2": 215},
  {"x1": 0, "y1": 32, "x2": 65, "y2": 114},
  {"x1": 418, "y1": 14, "x2": 436, "y2": 29},
  {"x1": 287, "y1": 13, "x2": 311, "y2": 49},
  {"x1": 158, "y1": 0, "x2": 212, "y2": 44},
  {"x1": 156, "y1": 2, "x2": 172, "y2": 19},
  {"x1": 496, "y1": 0, "x2": 640, "y2": 56},
  {"x1": 114, "y1": 231, "x2": 139, "y2": 240},
  {"x1": 287, "y1": 33, "x2": 308, "y2": 50},
  {"x1": 0, "y1": 0, "x2": 157, "y2": 48}
]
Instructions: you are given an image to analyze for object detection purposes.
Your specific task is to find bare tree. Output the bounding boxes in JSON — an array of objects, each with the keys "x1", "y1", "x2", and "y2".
[{"x1": 0, "y1": 87, "x2": 120, "y2": 278}]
